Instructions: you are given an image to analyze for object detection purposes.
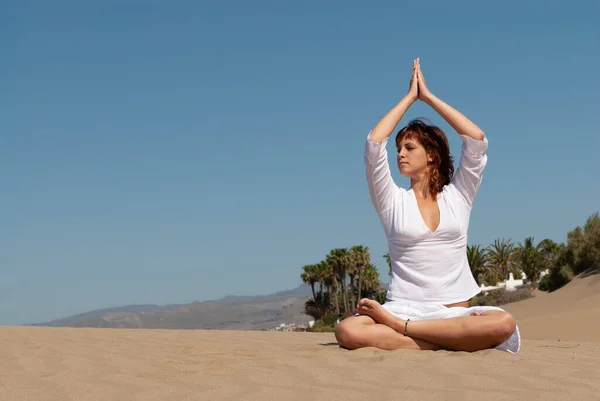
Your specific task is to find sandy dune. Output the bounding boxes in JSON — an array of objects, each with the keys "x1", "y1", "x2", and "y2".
[{"x1": 1, "y1": 274, "x2": 599, "y2": 401}]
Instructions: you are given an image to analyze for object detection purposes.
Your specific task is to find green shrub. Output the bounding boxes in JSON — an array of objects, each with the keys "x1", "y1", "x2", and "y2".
[
  {"x1": 469, "y1": 287, "x2": 534, "y2": 307},
  {"x1": 538, "y1": 265, "x2": 572, "y2": 292},
  {"x1": 320, "y1": 314, "x2": 337, "y2": 326},
  {"x1": 305, "y1": 314, "x2": 340, "y2": 332},
  {"x1": 306, "y1": 319, "x2": 336, "y2": 332}
]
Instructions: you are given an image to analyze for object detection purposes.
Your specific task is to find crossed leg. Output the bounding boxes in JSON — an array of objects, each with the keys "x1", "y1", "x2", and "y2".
[
  {"x1": 334, "y1": 314, "x2": 441, "y2": 351},
  {"x1": 335, "y1": 299, "x2": 516, "y2": 352}
]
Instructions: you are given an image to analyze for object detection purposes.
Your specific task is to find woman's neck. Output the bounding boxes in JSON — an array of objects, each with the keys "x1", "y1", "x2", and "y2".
[{"x1": 410, "y1": 174, "x2": 433, "y2": 200}]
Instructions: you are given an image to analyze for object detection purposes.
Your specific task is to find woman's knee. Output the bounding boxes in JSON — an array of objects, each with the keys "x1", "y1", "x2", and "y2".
[
  {"x1": 334, "y1": 317, "x2": 370, "y2": 349},
  {"x1": 489, "y1": 312, "x2": 517, "y2": 341}
]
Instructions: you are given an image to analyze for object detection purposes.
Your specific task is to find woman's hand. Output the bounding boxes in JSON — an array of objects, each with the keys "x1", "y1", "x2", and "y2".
[
  {"x1": 407, "y1": 58, "x2": 419, "y2": 102},
  {"x1": 416, "y1": 59, "x2": 432, "y2": 102}
]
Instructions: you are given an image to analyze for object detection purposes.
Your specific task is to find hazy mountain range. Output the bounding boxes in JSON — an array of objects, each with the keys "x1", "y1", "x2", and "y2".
[{"x1": 30, "y1": 284, "x2": 314, "y2": 331}]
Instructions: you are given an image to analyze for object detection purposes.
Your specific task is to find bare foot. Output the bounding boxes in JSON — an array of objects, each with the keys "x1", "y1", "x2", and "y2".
[{"x1": 356, "y1": 298, "x2": 404, "y2": 330}]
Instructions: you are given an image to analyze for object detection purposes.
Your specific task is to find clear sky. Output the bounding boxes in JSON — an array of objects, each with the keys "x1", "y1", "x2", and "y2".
[{"x1": 2, "y1": 1, "x2": 599, "y2": 325}]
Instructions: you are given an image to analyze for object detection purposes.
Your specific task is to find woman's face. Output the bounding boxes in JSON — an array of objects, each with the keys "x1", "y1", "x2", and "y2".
[{"x1": 396, "y1": 136, "x2": 432, "y2": 177}]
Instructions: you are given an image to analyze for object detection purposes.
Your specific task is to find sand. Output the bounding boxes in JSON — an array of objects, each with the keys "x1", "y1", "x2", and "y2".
[{"x1": 1, "y1": 274, "x2": 599, "y2": 401}]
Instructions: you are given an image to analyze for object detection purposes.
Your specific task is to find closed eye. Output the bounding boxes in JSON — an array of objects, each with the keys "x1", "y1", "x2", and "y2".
[{"x1": 398, "y1": 146, "x2": 414, "y2": 152}]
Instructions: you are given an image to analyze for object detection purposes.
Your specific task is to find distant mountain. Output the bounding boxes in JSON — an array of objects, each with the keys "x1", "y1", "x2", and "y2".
[
  {"x1": 30, "y1": 284, "x2": 314, "y2": 331},
  {"x1": 32, "y1": 304, "x2": 186, "y2": 328},
  {"x1": 213, "y1": 283, "x2": 313, "y2": 305}
]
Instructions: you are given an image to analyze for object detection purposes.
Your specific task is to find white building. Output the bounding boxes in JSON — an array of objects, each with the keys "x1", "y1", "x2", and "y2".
[{"x1": 479, "y1": 272, "x2": 525, "y2": 293}]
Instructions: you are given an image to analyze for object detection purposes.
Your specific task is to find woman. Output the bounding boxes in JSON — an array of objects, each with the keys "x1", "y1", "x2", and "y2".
[{"x1": 334, "y1": 59, "x2": 520, "y2": 353}]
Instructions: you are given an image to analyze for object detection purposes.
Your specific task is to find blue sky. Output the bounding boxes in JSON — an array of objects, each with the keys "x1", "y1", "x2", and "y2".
[{"x1": 2, "y1": 1, "x2": 599, "y2": 325}]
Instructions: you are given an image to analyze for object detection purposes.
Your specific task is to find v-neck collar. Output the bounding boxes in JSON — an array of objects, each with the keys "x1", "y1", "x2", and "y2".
[{"x1": 408, "y1": 188, "x2": 443, "y2": 234}]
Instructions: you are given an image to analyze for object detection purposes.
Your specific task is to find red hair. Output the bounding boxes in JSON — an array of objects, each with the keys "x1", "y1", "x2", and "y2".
[{"x1": 395, "y1": 118, "x2": 455, "y2": 199}]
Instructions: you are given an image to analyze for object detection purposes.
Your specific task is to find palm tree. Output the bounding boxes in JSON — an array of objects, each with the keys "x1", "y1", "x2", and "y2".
[
  {"x1": 300, "y1": 264, "x2": 318, "y2": 300},
  {"x1": 316, "y1": 260, "x2": 338, "y2": 315},
  {"x1": 327, "y1": 248, "x2": 351, "y2": 313},
  {"x1": 514, "y1": 237, "x2": 545, "y2": 287},
  {"x1": 360, "y1": 263, "x2": 381, "y2": 298},
  {"x1": 486, "y1": 238, "x2": 515, "y2": 281},
  {"x1": 304, "y1": 290, "x2": 330, "y2": 321},
  {"x1": 350, "y1": 245, "x2": 371, "y2": 308},
  {"x1": 467, "y1": 244, "x2": 487, "y2": 285},
  {"x1": 538, "y1": 238, "x2": 574, "y2": 273},
  {"x1": 538, "y1": 238, "x2": 560, "y2": 261},
  {"x1": 346, "y1": 257, "x2": 357, "y2": 311}
]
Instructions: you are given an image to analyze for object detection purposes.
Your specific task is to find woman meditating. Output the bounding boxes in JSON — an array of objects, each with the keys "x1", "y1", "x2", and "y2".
[{"x1": 335, "y1": 59, "x2": 520, "y2": 353}]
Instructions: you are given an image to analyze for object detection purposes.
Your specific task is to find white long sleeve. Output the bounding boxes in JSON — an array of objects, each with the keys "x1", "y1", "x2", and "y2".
[{"x1": 364, "y1": 132, "x2": 488, "y2": 304}]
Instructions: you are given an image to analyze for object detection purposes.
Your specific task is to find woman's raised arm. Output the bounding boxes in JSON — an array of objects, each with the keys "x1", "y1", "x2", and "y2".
[
  {"x1": 368, "y1": 59, "x2": 420, "y2": 144},
  {"x1": 416, "y1": 60, "x2": 488, "y2": 207},
  {"x1": 416, "y1": 60, "x2": 485, "y2": 142},
  {"x1": 364, "y1": 59, "x2": 419, "y2": 217}
]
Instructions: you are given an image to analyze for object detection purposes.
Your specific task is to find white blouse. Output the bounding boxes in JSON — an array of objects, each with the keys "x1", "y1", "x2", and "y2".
[{"x1": 364, "y1": 131, "x2": 489, "y2": 304}]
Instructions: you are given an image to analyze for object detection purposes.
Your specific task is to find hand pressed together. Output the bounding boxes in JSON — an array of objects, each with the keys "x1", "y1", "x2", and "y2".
[
  {"x1": 416, "y1": 59, "x2": 432, "y2": 102},
  {"x1": 407, "y1": 58, "x2": 419, "y2": 102},
  {"x1": 406, "y1": 58, "x2": 433, "y2": 103}
]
